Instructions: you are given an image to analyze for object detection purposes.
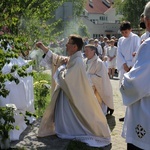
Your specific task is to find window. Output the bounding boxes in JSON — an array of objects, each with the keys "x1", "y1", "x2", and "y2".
[
  {"x1": 90, "y1": 19, "x2": 98, "y2": 24},
  {"x1": 93, "y1": 34, "x2": 101, "y2": 38},
  {"x1": 100, "y1": 16, "x2": 107, "y2": 21},
  {"x1": 115, "y1": 20, "x2": 120, "y2": 23}
]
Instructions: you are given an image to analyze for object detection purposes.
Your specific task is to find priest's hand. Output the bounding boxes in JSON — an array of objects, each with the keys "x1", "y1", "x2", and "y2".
[
  {"x1": 62, "y1": 57, "x2": 69, "y2": 65},
  {"x1": 36, "y1": 41, "x2": 49, "y2": 54},
  {"x1": 123, "y1": 63, "x2": 130, "y2": 72}
]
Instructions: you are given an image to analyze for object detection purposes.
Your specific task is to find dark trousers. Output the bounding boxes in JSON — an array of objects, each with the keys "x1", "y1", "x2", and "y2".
[{"x1": 127, "y1": 143, "x2": 143, "y2": 150}]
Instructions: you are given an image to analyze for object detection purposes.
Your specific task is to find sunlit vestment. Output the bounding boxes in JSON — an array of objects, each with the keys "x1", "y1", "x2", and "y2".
[
  {"x1": 120, "y1": 38, "x2": 150, "y2": 150},
  {"x1": 84, "y1": 55, "x2": 114, "y2": 115},
  {"x1": 116, "y1": 32, "x2": 140, "y2": 82},
  {"x1": 140, "y1": 31, "x2": 150, "y2": 42},
  {"x1": 38, "y1": 50, "x2": 111, "y2": 147}
]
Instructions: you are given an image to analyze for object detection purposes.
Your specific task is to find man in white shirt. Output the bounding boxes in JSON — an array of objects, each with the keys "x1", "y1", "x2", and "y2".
[{"x1": 120, "y1": 2, "x2": 150, "y2": 149}]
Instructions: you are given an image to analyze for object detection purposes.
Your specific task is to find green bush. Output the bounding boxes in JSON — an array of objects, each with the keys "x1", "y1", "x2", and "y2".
[{"x1": 33, "y1": 71, "x2": 51, "y2": 117}]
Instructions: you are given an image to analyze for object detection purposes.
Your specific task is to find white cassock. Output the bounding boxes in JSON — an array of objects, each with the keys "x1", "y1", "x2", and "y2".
[
  {"x1": 120, "y1": 38, "x2": 150, "y2": 150},
  {"x1": 140, "y1": 31, "x2": 150, "y2": 43},
  {"x1": 38, "y1": 50, "x2": 111, "y2": 148},
  {"x1": 116, "y1": 32, "x2": 140, "y2": 82},
  {"x1": 0, "y1": 57, "x2": 35, "y2": 141}
]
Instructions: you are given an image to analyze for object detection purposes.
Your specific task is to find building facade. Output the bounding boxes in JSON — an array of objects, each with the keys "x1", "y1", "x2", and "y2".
[{"x1": 82, "y1": 0, "x2": 123, "y2": 39}]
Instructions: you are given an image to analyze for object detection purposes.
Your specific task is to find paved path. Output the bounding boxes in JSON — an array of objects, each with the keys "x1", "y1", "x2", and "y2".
[
  {"x1": 109, "y1": 77, "x2": 126, "y2": 150},
  {"x1": 11, "y1": 77, "x2": 127, "y2": 150}
]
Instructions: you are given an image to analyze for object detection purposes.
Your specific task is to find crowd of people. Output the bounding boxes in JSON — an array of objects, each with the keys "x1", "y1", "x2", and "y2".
[
  {"x1": 1, "y1": 1, "x2": 150, "y2": 149},
  {"x1": 34, "y1": 1, "x2": 150, "y2": 150},
  {"x1": 83, "y1": 36, "x2": 118, "y2": 79}
]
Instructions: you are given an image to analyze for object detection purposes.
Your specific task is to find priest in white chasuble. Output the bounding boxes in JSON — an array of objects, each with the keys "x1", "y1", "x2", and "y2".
[
  {"x1": 84, "y1": 44, "x2": 114, "y2": 116},
  {"x1": 36, "y1": 34, "x2": 111, "y2": 148}
]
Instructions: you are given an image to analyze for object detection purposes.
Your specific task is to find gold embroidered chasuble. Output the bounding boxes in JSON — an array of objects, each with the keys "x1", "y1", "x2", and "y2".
[{"x1": 38, "y1": 51, "x2": 110, "y2": 139}]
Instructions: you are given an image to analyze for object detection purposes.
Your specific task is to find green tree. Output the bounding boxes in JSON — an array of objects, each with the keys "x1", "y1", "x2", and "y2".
[
  {"x1": 0, "y1": 0, "x2": 59, "y2": 146},
  {"x1": 72, "y1": 0, "x2": 86, "y2": 16},
  {"x1": 0, "y1": 0, "x2": 87, "y2": 44},
  {"x1": 0, "y1": 1, "x2": 87, "y2": 147},
  {"x1": 54, "y1": 0, "x2": 88, "y2": 38},
  {"x1": 78, "y1": 24, "x2": 90, "y2": 37},
  {"x1": 73, "y1": 0, "x2": 90, "y2": 37},
  {"x1": 0, "y1": 0, "x2": 64, "y2": 44},
  {"x1": 114, "y1": 0, "x2": 148, "y2": 27}
]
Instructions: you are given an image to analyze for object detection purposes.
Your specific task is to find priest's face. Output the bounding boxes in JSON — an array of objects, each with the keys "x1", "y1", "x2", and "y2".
[
  {"x1": 84, "y1": 47, "x2": 95, "y2": 59},
  {"x1": 121, "y1": 29, "x2": 131, "y2": 38},
  {"x1": 144, "y1": 16, "x2": 150, "y2": 32},
  {"x1": 66, "y1": 39, "x2": 77, "y2": 56}
]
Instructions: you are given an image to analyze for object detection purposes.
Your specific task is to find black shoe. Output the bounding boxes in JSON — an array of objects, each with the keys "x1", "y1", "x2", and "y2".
[
  {"x1": 119, "y1": 117, "x2": 124, "y2": 122},
  {"x1": 107, "y1": 107, "x2": 114, "y2": 115}
]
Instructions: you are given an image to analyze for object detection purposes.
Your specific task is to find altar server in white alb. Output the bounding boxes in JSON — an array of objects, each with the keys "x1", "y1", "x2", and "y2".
[
  {"x1": 116, "y1": 21, "x2": 141, "y2": 122},
  {"x1": 120, "y1": 2, "x2": 150, "y2": 149},
  {"x1": 36, "y1": 34, "x2": 111, "y2": 149},
  {"x1": 116, "y1": 21, "x2": 140, "y2": 82}
]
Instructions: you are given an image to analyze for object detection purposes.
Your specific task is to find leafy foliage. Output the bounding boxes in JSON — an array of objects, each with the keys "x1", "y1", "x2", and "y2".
[
  {"x1": 0, "y1": 39, "x2": 35, "y2": 147},
  {"x1": 0, "y1": 0, "x2": 64, "y2": 44},
  {"x1": 0, "y1": 1, "x2": 87, "y2": 148},
  {"x1": 33, "y1": 72, "x2": 51, "y2": 117},
  {"x1": 114, "y1": 0, "x2": 148, "y2": 27},
  {"x1": 0, "y1": 106, "x2": 17, "y2": 140},
  {"x1": 72, "y1": 0, "x2": 87, "y2": 17},
  {"x1": 78, "y1": 24, "x2": 90, "y2": 37}
]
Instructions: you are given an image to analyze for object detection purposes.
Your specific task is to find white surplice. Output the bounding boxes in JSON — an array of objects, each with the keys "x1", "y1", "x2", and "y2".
[
  {"x1": 140, "y1": 31, "x2": 150, "y2": 42},
  {"x1": 120, "y1": 38, "x2": 150, "y2": 150},
  {"x1": 116, "y1": 32, "x2": 140, "y2": 81}
]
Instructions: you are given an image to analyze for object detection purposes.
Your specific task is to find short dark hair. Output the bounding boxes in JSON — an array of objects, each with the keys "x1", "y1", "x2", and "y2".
[
  {"x1": 69, "y1": 34, "x2": 83, "y2": 51},
  {"x1": 120, "y1": 21, "x2": 131, "y2": 31}
]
